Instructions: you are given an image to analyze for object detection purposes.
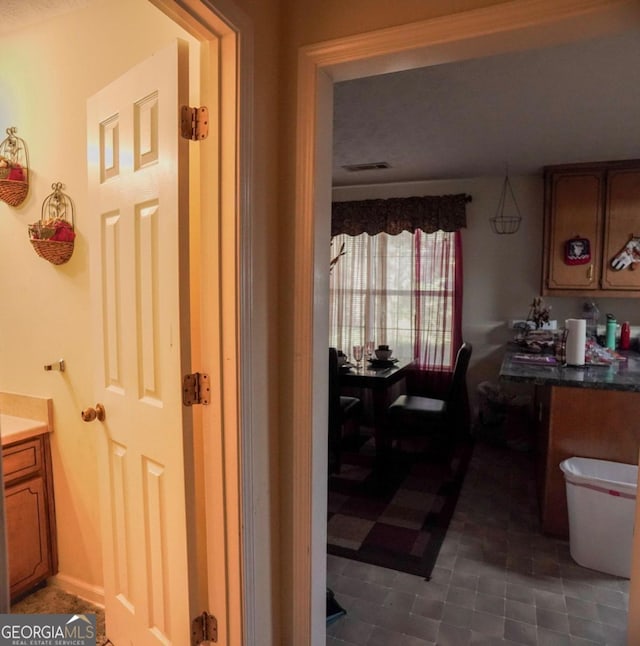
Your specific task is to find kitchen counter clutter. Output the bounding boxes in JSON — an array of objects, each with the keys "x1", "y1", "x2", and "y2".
[
  {"x1": 500, "y1": 347, "x2": 640, "y2": 392},
  {"x1": 499, "y1": 348, "x2": 640, "y2": 538}
]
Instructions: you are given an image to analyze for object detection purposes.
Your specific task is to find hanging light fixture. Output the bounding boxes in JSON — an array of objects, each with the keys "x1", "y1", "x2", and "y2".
[{"x1": 489, "y1": 165, "x2": 522, "y2": 235}]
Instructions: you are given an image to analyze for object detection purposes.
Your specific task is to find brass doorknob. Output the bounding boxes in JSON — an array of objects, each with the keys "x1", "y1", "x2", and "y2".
[{"x1": 81, "y1": 403, "x2": 106, "y2": 422}]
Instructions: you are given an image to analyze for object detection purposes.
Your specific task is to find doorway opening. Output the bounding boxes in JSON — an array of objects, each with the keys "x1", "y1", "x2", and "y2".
[{"x1": 291, "y1": 2, "x2": 640, "y2": 643}]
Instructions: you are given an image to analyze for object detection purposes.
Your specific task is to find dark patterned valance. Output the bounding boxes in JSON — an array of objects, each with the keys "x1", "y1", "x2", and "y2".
[{"x1": 331, "y1": 194, "x2": 471, "y2": 236}]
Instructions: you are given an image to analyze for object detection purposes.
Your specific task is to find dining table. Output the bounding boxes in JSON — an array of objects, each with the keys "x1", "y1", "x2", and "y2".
[{"x1": 339, "y1": 357, "x2": 415, "y2": 463}]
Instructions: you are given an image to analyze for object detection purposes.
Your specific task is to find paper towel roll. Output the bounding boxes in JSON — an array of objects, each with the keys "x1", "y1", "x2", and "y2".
[{"x1": 565, "y1": 318, "x2": 586, "y2": 366}]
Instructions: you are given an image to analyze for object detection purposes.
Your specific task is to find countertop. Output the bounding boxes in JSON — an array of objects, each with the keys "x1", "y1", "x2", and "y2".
[
  {"x1": 500, "y1": 348, "x2": 640, "y2": 392},
  {"x1": 0, "y1": 392, "x2": 53, "y2": 446},
  {"x1": 0, "y1": 414, "x2": 50, "y2": 446}
]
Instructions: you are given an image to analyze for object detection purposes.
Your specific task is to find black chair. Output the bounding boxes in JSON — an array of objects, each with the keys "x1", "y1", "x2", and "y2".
[
  {"x1": 328, "y1": 347, "x2": 362, "y2": 473},
  {"x1": 387, "y1": 342, "x2": 472, "y2": 456}
]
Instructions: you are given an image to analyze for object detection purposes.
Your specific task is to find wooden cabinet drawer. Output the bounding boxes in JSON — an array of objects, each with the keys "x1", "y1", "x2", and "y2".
[{"x1": 3, "y1": 437, "x2": 43, "y2": 484}]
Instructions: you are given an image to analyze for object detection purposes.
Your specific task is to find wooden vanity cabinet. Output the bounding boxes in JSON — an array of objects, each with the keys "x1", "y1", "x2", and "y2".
[
  {"x1": 542, "y1": 159, "x2": 640, "y2": 296},
  {"x1": 3, "y1": 433, "x2": 58, "y2": 600}
]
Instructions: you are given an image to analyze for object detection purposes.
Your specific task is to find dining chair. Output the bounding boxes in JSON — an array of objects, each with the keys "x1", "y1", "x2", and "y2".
[
  {"x1": 387, "y1": 342, "x2": 473, "y2": 457},
  {"x1": 328, "y1": 347, "x2": 363, "y2": 473}
]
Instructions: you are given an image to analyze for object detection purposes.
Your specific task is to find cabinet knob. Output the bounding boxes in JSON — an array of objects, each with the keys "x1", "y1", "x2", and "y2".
[{"x1": 81, "y1": 403, "x2": 106, "y2": 422}]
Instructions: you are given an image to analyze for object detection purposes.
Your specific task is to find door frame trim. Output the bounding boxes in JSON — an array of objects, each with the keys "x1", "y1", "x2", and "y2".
[
  {"x1": 292, "y1": 1, "x2": 640, "y2": 643},
  {"x1": 151, "y1": 0, "x2": 255, "y2": 643}
]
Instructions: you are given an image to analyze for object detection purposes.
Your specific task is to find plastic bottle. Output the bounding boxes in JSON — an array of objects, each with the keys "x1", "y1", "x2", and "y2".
[
  {"x1": 605, "y1": 315, "x2": 617, "y2": 350},
  {"x1": 620, "y1": 321, "x2": 631, "y2": 350}
]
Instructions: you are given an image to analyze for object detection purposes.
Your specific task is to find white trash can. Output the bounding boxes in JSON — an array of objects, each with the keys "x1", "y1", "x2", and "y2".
[{"x1": 560, "y1": 457, "x2": 638, "y2": 578}]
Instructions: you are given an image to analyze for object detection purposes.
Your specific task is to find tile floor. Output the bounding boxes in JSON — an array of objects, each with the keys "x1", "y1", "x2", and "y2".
[{"x1": 326, "y1": 440, "x2": 630, "y2": 645}]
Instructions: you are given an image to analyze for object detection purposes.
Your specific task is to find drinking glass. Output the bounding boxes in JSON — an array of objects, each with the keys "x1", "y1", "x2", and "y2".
[
  {"x1": 352, "y1": 345, "x2": 364, "y2": 369},
  {"x1": 365, "y1": 340, "x2": 375, "y2": 361}
]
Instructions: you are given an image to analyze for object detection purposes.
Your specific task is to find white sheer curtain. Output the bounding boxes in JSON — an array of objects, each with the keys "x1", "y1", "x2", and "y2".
[{"x1": 329, "y1": 230, "x2": 459, "y2": 369}]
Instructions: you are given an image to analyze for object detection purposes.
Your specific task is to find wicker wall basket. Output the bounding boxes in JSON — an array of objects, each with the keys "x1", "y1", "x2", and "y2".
[
  {"x1": 0, "y1": 127, "x2": 29, "y2": 207},
  {"x1": 30, "y1": 239, "x2": 74, "y2": 265},
  {"x1": 29, "y1": 183, "x2": 76, "y2": 265}
]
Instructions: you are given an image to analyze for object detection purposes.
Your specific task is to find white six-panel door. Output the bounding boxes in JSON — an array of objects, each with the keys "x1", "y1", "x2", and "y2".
[{"x1": 87, "y1": 40, "x2": 196, "y2": 645}]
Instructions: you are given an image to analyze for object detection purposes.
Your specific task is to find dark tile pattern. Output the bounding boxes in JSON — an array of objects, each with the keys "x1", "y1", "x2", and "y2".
[{"x1": 327, "y1": 441, "x2": 629, "y2": 645}]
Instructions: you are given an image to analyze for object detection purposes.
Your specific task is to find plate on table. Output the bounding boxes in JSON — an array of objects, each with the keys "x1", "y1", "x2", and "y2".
[
  {"x1": 368, "y1": 358, "x2": 399, "y2": 368},
  {"x1": 339, "y1": 363, "x2": 355, "y2": 372}
]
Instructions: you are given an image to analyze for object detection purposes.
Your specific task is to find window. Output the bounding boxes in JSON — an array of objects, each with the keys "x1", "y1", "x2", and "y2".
[{"x1": 329, "y1": 229, "x2": 461, "y2": 370}]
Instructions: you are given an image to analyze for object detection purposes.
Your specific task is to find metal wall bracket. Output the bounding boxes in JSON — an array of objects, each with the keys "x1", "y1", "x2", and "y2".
[{"x1": 44, "y1": 359, "x2": 65, "y2": 372}]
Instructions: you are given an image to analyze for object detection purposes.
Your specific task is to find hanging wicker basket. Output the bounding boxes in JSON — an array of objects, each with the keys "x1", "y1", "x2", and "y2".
[
  {"x1": 31, "y1": 237, "x2": 74, "y2": 265},
  {"x1": 0, "y1": 127, "x2": 29, "y2": 207},
  {"x1": 489, "y1": 171, "x2": 522, "y2": 235},
  {"x1": 29, "y1": 183, "x2": 76, "y2": 265}
]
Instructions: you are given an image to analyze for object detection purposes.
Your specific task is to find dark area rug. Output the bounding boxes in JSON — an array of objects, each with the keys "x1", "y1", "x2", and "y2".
[{"x1": 327, "y1": 432, "x2": 474, "y2": 579}]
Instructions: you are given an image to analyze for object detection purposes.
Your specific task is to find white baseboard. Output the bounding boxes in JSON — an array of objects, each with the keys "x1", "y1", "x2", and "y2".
[{"x1": 48, "y1": 574, "x2": 105, "y2": 608}]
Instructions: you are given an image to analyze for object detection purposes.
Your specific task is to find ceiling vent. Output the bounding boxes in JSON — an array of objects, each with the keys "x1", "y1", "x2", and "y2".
[{"x1": 341, "y1": 161, "x2": 390, "y2": 172}]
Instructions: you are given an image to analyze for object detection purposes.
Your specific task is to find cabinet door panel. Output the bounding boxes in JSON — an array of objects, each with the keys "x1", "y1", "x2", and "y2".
[
  {"x1": 5, "y1": 477, "x2": 51, "y2": 599},
  {"x1": 546, "y1": 173, "x2": 603, "y2": 289},
  {"x1": 602, "y1": 169, "x2": 640, "y2": 289}
]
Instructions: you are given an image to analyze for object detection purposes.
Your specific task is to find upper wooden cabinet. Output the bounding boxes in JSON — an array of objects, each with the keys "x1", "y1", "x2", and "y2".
[{"x1": 542, "y1": 159, "x2": 640, "y2": 296}]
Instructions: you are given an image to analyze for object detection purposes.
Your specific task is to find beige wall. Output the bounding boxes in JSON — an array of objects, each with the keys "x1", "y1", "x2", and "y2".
[{"x1": 0, "y1": 0, "x2": 200, "y2": 599}]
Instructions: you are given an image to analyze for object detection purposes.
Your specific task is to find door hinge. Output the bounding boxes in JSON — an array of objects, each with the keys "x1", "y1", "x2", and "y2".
[
  {"x1": 181, "y1": 105, "x2": 209, "y2": 141},
  {"x1": 191, "y1": 611, "x2": 218, "y2": 644},
  {"x1": 183, "y1": 372, "x2": 211, "y2": 406}
]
